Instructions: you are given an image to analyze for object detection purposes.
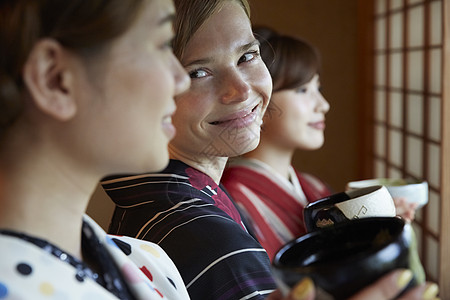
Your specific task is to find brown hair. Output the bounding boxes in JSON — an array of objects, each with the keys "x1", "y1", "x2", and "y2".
[
  {"x1": 0, "y1": 0, "x2": 145, "y2": 131},
  {"x1": 173, "y1": 0, "x2": 250, "y2": 60},
  {"x1": 253, "y1": 26, "x2": 320, "y2": 92}
]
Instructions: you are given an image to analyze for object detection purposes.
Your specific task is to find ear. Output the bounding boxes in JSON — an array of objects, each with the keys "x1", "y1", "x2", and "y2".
[{"x1": 23, "y1": 39, "x2": 77, "y2": 121}]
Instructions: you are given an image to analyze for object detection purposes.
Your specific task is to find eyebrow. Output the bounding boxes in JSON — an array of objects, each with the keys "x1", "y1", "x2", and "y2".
[
  {"x1": 238, "y1": 39, "x2": 260, "y2": 54},
  {"x1": 183, "y1": 39, "x2": 261, "y2": 68}
]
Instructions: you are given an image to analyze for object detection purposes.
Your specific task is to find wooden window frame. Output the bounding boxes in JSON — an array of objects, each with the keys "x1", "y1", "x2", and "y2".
[{"x1": 358, "y1": 0, "x2": 450, "y2": 296}]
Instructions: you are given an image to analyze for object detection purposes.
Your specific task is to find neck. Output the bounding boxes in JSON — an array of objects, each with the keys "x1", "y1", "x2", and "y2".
[
  {"x1": 0, "y1": 139, "x2": 97, "y2": 259},
  {"x1": 169, "y1": 149, "x2": 228, "y2": 185},
  {"x1": 244, "y1": 140, "x2": 294, "y2": 180}
]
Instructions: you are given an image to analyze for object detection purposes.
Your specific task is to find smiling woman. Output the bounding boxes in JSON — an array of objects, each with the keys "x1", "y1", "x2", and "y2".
[{"x1": 169, "y1": 0, "x2": 272, "y2": 175}]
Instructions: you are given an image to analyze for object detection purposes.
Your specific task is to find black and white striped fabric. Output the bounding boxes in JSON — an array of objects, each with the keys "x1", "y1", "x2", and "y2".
[{"x1": 102, "y1": 160, "x2": 276, "y2": 300}]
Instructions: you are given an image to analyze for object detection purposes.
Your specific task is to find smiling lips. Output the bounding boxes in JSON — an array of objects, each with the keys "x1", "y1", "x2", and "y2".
[
  {"x1": 210, "y1": 104, "x2": 259, "y2": 129},
  {"x1": 162, "y1": 113, "x2": 176, "y2": 139},
  {"x1": 308, "y1": 121, "x2": 326, "y2": 130}
]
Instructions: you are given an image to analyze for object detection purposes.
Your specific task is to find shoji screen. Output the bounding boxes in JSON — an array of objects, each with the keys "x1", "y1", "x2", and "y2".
[{"x1": 372, "y1": 0, "x2": 449, "y2": 295}]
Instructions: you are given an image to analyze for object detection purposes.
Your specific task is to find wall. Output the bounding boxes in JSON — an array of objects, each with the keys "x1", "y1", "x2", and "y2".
[{"x1": 249, "y1": 0, "x2": 360, "y2": 192}]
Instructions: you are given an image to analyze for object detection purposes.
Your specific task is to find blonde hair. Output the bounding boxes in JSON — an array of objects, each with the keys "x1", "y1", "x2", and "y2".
[{"x1": 173, "y1": 0, "x2": 250, "y2": 60}]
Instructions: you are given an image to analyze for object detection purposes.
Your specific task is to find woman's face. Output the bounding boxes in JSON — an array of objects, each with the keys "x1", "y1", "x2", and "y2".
[
  {"x1": 73, "y1": 0, "x2": 190, "y2": 174},
  {"x1": 169, "y1": 1, "x2": 272, "y2": 162},
  {"x1": 263, "y1": 74, "x2": 330, "y2": 150}
]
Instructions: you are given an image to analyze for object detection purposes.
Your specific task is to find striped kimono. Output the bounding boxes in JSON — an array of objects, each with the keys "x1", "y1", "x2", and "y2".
[
  {"x1": 102, "y1": 160, "x2": 276, "y2": 300},
  {"x1": 222, "y1": 158, "x2": 332, "y2": 261}
]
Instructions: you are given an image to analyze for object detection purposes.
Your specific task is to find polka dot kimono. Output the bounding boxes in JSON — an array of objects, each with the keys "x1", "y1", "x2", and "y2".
[{"x1": 0, "y1": 215, "x2": 190, "y2": 299}]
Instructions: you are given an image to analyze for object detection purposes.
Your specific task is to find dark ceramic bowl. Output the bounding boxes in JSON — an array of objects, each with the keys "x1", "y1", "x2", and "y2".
[{"x1": 272, "y1": 217, "x2": 422, "y2": 300}]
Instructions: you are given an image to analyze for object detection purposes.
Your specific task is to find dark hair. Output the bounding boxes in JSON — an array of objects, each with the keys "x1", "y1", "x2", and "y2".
[
  {"x1": 253, "y1": 26, "x2": 320, "y2": 92},
  {"x1": 0, "y1": 0, "x2": 145, "y2": 131},
  {"x1": 173, "y1": 0, "x2": 250, "y2": 60}
]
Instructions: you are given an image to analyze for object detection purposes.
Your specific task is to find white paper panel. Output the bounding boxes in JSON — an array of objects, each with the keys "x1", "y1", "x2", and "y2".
[
  {"x1": 376, "y1": 18, "x2": 386, "y2": 50},
  {"x1": 407, "y1": 94, "x2": 423, "y2": 135},
  {"x1": 390, "y1": 0, "x2": 404, "y2": 10},
  {"x1": 408, "y1": 5, "x2": 424, "y2": 47},
  {"x1": 425, "y1": 236, "x2": 439, "y2": 280},
  {"x1": 408, "y1": 50, "x2": 424, "y2": 91},
  {"x1": 429, "y1": 49, "x2": 442, "y2": 94},
  {"x1": 408, "y1": 0, "x2": 424, "y2": 5},
  {"x1": 390, "y1": 12, "x2": 403, "y2": 49},
  {"x1": 375, "y1": 159, "x2": 386, "y2": 178},
  {"x1": 375, "y1": 0, "x2": 387, "y2": 14},
  {"x1": 389, "y1": 129, "x2": 403, "y2": 166},
  {"x1": 430, "y1": 1, "x2": 442, "y2": 45},
  {"x1": 375, "y1": 125, "x2": 386, "y2": 157},
  {"x1": 428, "y1": 96, "x2": 441, "y2": 141},
  {"x1": 389, "y1": 92, "x2": 403, "y2": 127},
  {"x1": 407, "y1": 136, "x2": 423, "y2": 177},
  {"x1": 376, "y1": 54, "x2": 386, "y2": 86},
  {"x1": 375, "y1": 90, "x2": 386, "y2": 122},
  {"x1": 388, "y1": 167, "x2": 402, "y2": 178},
  {"x1": 390, "y1": 53, "x2": 403, "y2": 88},
  {"x1": 427, "y1": 191, "x2": 440, "y2": 236},
  {"x1": 428, "y1": 143, "x2": 441, "y2": 187}
]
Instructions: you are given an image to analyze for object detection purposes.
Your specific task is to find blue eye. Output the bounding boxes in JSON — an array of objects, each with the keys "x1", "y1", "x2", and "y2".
[
  {"x1": 238, "y1": 50, "x2": 259, "y2": 64},
  {"x1": 189, "y1": 69, "x2": 208, "y2": 79}
]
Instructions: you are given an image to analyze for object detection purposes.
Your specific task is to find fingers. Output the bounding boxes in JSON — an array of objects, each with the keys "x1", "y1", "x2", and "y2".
[
  {"x1": 289, "y1": 278, "x2": 315, "y2": 300},
  {"x1": 398, "y1": 282, "x2": 439, "y2": 300},
  {"x1": 348, "y1": 269, "x2": 439, "y2": 300},
  {"x1": 269, "y1": 271, "x2": 439, "y2": 300},
  {"x1": 393, "y1": 197, "x2": 418, "y2": 222},
  {"x1": 347, "y1": 269, "x2": 413, "y2": 300},
  {"x1": 266, "y1": 278, "x2": 316, "y2": 300}
]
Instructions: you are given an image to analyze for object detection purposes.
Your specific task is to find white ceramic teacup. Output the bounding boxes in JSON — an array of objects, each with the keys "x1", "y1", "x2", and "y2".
[{"x1": 346, "y1": 178, "x2": 429, "y2": 208}]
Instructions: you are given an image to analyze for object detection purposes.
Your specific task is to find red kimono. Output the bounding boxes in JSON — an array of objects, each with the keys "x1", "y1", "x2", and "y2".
[{"x1": 222, "y1": 158, "x2": 332, "y2": 261}]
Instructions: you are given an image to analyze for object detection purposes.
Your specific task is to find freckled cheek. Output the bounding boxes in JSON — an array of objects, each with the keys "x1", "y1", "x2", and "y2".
[
  {"x1": 249, "y1": 66, "x2": 272, "y2": 100},
  {"x1": 259, "y1": 67, "x2": 273, "y2": 97}
]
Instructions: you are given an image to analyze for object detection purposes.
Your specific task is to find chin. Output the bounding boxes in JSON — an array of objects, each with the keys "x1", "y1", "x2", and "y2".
[
  {"x1": 147, "y1": 152, "x2": 170, "y2": 172},
  {"x1": 304, "y1": 142, "x2": 325, "y2": 151},
  {"x1": 235, "y1": 136, "x2": 261, "y2": 157}
]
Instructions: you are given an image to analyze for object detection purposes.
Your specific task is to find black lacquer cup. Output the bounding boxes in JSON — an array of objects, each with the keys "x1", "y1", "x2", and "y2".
[{"x1": 303, "y1": 185, "x2": 396, "y2": 232}]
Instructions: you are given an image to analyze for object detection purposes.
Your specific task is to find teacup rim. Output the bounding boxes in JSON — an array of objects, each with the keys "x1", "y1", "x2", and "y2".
[
  {"x1": 305, "y1": 185, "x2": 385, "y2": 209},
  {"x1": 347, "y1": 178, "x2": 428, "y2": 188}
]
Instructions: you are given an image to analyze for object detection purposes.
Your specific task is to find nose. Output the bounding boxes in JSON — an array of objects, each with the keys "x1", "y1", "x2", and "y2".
[
  {"x1": 315, "y1": 91, "x2": 330, "y2": 114},
  {"x1": 172, "y1": 55, "x2": 190, "y2": 96},
  {"x1": 220, "y1": 69, "x2": 251, "y2": 104}
]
